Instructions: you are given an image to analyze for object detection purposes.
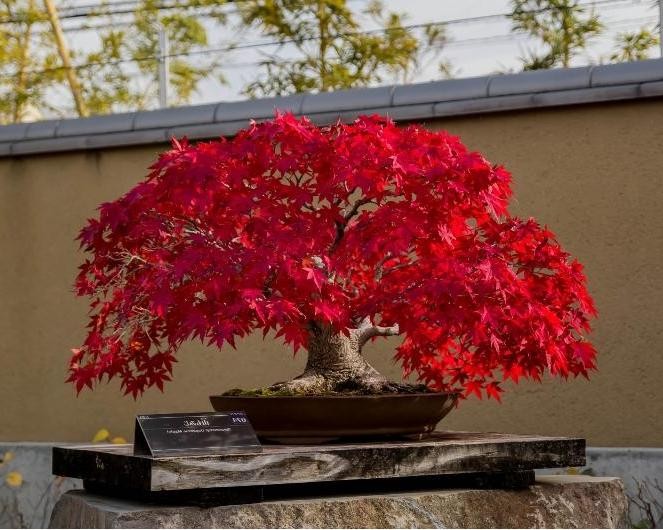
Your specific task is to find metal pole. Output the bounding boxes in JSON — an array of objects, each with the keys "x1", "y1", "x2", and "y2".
[{"x1": 158, "y1": 25, "x2": 169, "y2": 108}]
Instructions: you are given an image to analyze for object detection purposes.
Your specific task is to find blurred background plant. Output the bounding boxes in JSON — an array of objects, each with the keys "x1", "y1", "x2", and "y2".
[
  {"x1": 0, "y1": 0, "x2": 660, "y2": 123},
  {"x1": 509, "y1": 0, "x2": 603, "y2": 69},
  {"x1": 74, "y1": 0, "x2": 230, "y2": 115},
  {"x1": 0, "y1": 0, "x2": 64, "y2": 123},
  {"x1": 235, "y1": 0, "x2": 449, "y2": 97},
  {"x1": 0, "y1": 0, "x2": 660, "y2": 124},
  {"x1": 610, "y1": 28, "x2": 660, "y2": 62}
]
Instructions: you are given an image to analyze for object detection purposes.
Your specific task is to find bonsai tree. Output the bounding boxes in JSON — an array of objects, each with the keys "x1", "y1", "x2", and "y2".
[{"x1": 70, "y1": 114, "x2": 597, "y2": 399}]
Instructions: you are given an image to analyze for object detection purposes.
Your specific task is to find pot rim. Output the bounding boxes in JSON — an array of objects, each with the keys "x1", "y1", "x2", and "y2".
[{"x1": 211, "y1": 391, "x2": 460, "y2": 400}]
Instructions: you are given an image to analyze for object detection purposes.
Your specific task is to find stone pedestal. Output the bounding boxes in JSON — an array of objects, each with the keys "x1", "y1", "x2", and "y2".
[
  {"x1": 50, "y1": 431, "x2": 626, "y2": 528},
  {"x1": 50, "y1": 476, "x2": 627, "y2": 528},
  {"x1": 52, "y1": 432, "x2": 585, "y2": 497}
]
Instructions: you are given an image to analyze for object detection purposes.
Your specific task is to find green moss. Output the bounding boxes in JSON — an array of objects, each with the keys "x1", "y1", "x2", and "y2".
[
  {"x1": 221, "y1": 382, "x2": 433, "y2": 397},
  {"x1": 221, "y1": 387, "x2": 304, "y2": 397}
]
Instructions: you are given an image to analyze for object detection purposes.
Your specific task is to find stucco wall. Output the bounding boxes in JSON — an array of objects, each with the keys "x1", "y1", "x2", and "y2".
[{"x1": 1, "y1": 99, "x2": 661, "y2": 445}]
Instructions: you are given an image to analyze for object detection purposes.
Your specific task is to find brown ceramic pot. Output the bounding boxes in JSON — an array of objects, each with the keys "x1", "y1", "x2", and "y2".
[{"x1": 209, "y1": 392, "x2": 457, "y2": 443}]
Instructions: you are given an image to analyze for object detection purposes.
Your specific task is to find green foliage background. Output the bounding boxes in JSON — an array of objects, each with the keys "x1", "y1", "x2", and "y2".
[{"x1": 0, "y1": 0, "x2": 659, "y2": 123}]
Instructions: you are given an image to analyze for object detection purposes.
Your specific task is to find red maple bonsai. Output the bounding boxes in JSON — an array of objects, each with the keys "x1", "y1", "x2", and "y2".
[{"x1": 70, "y1": 114, "x2": 597, "y2": 399}]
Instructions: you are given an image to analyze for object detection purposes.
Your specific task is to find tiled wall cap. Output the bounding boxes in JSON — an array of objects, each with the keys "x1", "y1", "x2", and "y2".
[
  {"x1": 300, "y1": 85, "x2": 393, "y2": 114},
  {"x1": 392, "y1": 76, "x2": 490, "y2": 106},
  {"x1": 639, "y1": 81, "x2": 663, "y2": 97},
  {"x1": 433, "y1": 93, "x2": 534, "y2": 117},
  {"x1": 533, "y1": 84, "x2": 640, "y2": 107},
  {"x1": 371, "y1": 103, "x2": 438, "y2": 122},
  {"x1": 1, "y1": 59, "x2": 663, "y2": 156},
  {"x1": 10, "y1": 135, "x2": 88, "y2": 155},
  {"x1": 0, "y1": 122, "x2": 29, "y2": 142},
  {"x1": 56, "y1": 112, "x2": 136, "y2": 138},
  {"x1": 84, "y1": 129, "x2": 169, "y2": 149},
  {"x1": 168, "y1": 120, "x2": 253, "y2": 140},
  {"x1": 303, "y1": 109, "x2": 372, "y2": 126},
  {"x1": 133, "y1": 104, "x2": 217, "y2": 130},
  {"x1": 24, "y1": 119, "x2": 60, "y2": 140},
  {"x1": 591, "y1": 59, "x2": 663, "y2": 87},
  {"x1": 489, "y1": 66, "x2": 592, "y2": 97},
  {"x1": 214, "y1": 94, "x2": 305, "y2": 122}
]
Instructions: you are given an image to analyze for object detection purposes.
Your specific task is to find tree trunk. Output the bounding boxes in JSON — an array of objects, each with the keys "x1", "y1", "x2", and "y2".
[{"x1": 270, "y1": 319, "x2": 400, "y2": 394}]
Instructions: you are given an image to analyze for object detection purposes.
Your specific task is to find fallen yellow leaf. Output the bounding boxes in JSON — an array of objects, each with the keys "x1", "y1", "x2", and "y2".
[
  {"x1": 5, "y1": 471, "x2": 23, "y2": 488},
  {"x1": 110, "y1": 436, "x2": 127, "y2": 444},
  {"x1": 2, "y1": 451, "x2": 14, "y2": 463},
  {"x1": 92, "y1": 428, "x2": 110, "y2": 443}
]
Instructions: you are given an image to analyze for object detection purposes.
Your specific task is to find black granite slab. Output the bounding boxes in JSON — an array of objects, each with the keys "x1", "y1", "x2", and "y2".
[{"x1": 53, "y1": 431, "x2": 585, "y2": 497}]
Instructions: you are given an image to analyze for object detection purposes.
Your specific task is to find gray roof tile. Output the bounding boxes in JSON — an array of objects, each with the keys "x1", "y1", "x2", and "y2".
[
  {"x1": 304, "y1": 106, "x2": 432, "y2": 126},
  {"x1": 489, "y1": 66, "x2": 591, "y2": 96},
  {"x1": 24, "y1": 119, "x2": 60, "y2": 139},
  {"x1": 591, "y1": 59, "x2": 663, "y2": 87},
  {"x1": 215, "y1": 94, "x2": 305, "y2": 121},
  {"x1": 168, "y1": 120, "x2": 249, "y2": 140},
  {"x1": 304, "y1": 110, "x2": 363, "y2": 126},
  {"x1": 434, "y1": 94, "x2": 534, "y2": 117},
  {"x1": 639, "y1": 80, "x2": 663, "y2": 97},
  {"x1": 84, "y1": 129, "x2": 169, "y2": 149},
  {"x1": 393, "y1": 76, "x2": 489, "y2": 106},
  {"x1": 368, "y1": 103, "x2": 437, "y2": 122},
  {"x1": 0, "y1": 123, "x2": 29, "y2": 142},
  {"x1": 57, "y1": 112, "x2": 136, "y2": 137},
  {"x1": 134, "y1": 104, "x2": 216, "y2": 130},
  {"x1": 1, "y1": 58, "x2": 663, "y2": 156},
  {"x1": 10, "y1": 135, "x2": 87, "y2": 155},
  {"x1": 533, "y1": 84, "x2": 639, "y2": 106},
  {"x1": 301, "y1": 86, "x2": 393, "y2": 114}
]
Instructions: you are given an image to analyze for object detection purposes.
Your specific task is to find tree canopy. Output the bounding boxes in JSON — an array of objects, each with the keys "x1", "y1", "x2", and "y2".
[{"x1": 70, "y1": 114, "x2": 597, "y2": 399}]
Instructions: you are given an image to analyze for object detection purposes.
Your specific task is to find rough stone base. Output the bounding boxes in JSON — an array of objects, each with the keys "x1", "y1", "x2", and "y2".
[{"x1": 49, "y1": 475, "x2": 626, "y2": 529}]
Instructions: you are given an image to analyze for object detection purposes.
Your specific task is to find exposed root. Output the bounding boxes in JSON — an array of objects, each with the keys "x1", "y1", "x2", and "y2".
[{"x1": 264, "y1": 372, "x2": 430, "y2": 396}]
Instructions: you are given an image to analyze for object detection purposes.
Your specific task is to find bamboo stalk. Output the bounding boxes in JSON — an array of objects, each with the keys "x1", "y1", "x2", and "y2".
[{"x1": 42, "y1": 0, "x2": 88, "y2": 117}]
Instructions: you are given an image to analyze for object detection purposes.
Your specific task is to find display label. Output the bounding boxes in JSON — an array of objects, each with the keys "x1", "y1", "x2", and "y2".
[{"x1": 133, "y1": 411, "x2": 261, "y2": 457}]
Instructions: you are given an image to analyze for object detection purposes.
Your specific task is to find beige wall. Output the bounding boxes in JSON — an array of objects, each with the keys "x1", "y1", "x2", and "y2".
[{"x1": 1, "y1": 99, "x2": 662, "y2": 446}]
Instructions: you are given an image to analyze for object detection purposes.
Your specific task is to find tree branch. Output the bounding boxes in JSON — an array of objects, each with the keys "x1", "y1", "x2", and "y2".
[
  {"x1": 375, "y1": 249, "x2": 417, "y2": 281},
  {"x1": 342, "y1": 197, "x2": 373, "y2": 222},
  {"x1": 358, "y1": 322, "x2": 400, "y2": 347},
  {"x1": 330, "y1": 197, "x2": 374, "y2": 251},
  {"x1": 381, "y1": 261, "x2": 415, "y2": 277}
]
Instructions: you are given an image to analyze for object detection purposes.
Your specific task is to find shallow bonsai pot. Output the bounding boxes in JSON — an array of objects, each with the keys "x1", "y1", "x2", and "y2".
[{"x1": 209, "y1": 392, "x2": 458, "y2": 443}]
